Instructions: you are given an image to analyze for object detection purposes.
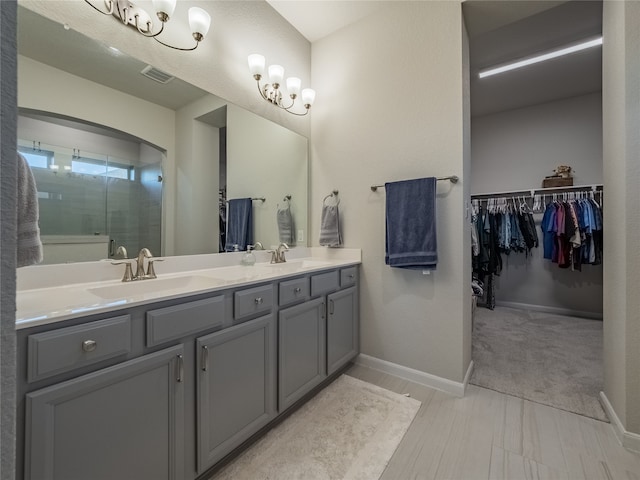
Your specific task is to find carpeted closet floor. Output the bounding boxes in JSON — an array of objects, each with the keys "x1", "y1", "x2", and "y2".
[{"x1": 470, "y1": 306, "x2": 607, "y2": 422}]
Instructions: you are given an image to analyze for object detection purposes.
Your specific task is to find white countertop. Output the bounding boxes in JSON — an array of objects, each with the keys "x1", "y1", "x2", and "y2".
[{"x1": 16, "y1": 248, "x2": 361, "y2": 330}]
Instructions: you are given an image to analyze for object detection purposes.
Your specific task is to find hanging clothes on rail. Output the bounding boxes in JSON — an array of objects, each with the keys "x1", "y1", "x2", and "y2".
[
  {"x1": 472, "y1": 196, "x2": 540, "y2": 309},
  {"x1": 472, "y1": 205, "x2": 502, "y2": 309},
  {"x1": 540, "y1": 196, "x2": 602, "y2": 271}
]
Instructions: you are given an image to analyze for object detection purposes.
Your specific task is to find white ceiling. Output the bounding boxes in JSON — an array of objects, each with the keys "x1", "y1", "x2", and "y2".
[
  {"x1": 18, "y1": 1, "x2": 603, "y2": 119},
  {"x1": 266, "y1": 0, "x2": 388, "y2": 43},
  {"x1": 17, "y1": 6, "x2": 210, "y2": 111},
  {"x1": 464, "y1": 0, "x2": 603, "y2": 116},
  {"x1": 268, "y1": 0, "x2": 603, "y2": 117}
]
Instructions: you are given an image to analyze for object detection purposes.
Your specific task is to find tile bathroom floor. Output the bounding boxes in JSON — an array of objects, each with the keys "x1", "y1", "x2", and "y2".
[{"x1": 347, "y1": 364, "x2": 640, "y2": 480}]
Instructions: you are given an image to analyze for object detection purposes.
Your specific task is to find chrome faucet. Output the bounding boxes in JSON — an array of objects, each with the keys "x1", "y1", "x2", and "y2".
[
  {"x1": 135, "y1": 248, "x2": 153, "y2": 279},
  {"x1": 270, "y1": 243, "x2": 289, "y2": 264},
  {"x1": 112, "y1": 247, "x2": 163, "y2": 282}
]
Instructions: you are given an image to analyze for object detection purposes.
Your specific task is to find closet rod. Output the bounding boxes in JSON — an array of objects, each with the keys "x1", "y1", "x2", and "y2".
[
  {"x1": 370, "y1": 175, "x2": 459, "y2": 192},
  {"x1": 471, "y1": 183, "x2": 603, "y2": 199}
]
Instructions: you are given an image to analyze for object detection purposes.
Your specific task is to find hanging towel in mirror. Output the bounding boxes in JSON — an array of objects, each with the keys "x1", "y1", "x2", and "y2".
[
  {"x1": 277, "y1": 197, "x2": 294, "y2": 244},
  {"x1": 225, "y1": 198, "x2": 253, "y2": 251},
  {"x1": 17, "y1": 152, "x2": 43, "y2": 267},
  {"x1": 319, "y1": 196, "x2": 342, "y2": 247},
  {"x1": 385, "y1": 177, "x2": 437, "y2": 270}
]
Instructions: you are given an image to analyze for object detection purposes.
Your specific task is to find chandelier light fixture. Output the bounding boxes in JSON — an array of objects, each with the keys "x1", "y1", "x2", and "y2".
[
  {"x1": 248, "y1": 54, "x2": 315, "y2": 116},
  {"x1": 84, "y1": 0, "x2": 211, "y2": 51}
]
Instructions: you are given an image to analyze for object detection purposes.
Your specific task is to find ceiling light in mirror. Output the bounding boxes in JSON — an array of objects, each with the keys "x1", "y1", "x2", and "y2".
[{"x1": 248, "y1": 54, "x2": 315, "y2": 116}]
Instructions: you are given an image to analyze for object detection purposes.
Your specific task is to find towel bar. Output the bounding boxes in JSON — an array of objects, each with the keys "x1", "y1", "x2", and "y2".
[
  {"x1": 323, "y1": 190, "x2": 339, "y2": 202},
  {"x1": 225, "y1": 197, "x2": 266, "y2": 203},
  {"x1": 370, "y1": 176, "x2": 459, "y2": 192}
]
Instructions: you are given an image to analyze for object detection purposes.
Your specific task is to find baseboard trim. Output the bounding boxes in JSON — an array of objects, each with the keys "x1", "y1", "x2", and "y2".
[
  {"x1": 355, "y1": 354, "x2": 469, "y2": 397},
  {"x1": 599, "y1": 391, "x2": 640, "y2": 453},
  {"x1": 462, "y1": 360, "x2": 474, "y2": 395},
  {"x1": 495, "y1": 301, "x2": 603, "y2": 320}
]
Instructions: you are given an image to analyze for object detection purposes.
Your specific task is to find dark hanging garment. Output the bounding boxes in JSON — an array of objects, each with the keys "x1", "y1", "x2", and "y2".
[
  {"x1": 527, "y1": 212, "x2": 539, "y2": 248},
  {"x1": 559, "y1": 202, "x2": 576, "y2": 269},
  {"x1": 541, "y1": 202, "x2": 556, "y2": 260},
  {"x1": 555, "y1": 203, "x2": 569, "y2": 267},
  {"x1": 589, "y1": 198, "x2": 603, "y2": 266},
  {"x1": 517, "y1": 211, "x2": 538, "y2": 252},
  {"x1": 489, "y1": 213, "x2": 503, "y2": 276},
  {"x1": 477, "y1": 208, "x2": 490, "y2": 272}
]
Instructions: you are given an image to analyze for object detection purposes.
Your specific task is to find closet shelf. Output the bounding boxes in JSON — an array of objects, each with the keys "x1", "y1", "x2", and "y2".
[{"x1": 471, "y1": 183, "x2": 603, "y2": 199}]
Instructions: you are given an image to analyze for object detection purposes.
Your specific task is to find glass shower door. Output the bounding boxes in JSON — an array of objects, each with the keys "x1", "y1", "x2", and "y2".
[
  {"x1": 105, "y1": 152, "x2": 162, "y2": 259},
  {"x1": 19, "y1": 138, "x2": 163, "y2": 263}
]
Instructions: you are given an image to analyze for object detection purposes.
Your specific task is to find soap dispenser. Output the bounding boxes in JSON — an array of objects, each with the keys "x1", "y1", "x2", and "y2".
[{"x1": 241, "y1": 245, "x2": 256, "y2": 266}]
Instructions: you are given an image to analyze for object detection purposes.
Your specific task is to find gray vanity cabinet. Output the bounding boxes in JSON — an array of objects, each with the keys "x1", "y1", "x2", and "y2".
[
  {"x1": 327, "y1": 286, "x2": 359, "y2": 375},
  {"x1": 278, "y1": 297, "x2": 327, "y2": 411},
  {"x1": 196, "y1": 314, "x2": 277, "y2": 473},
  {"x1": 24, "y1": 345, "x2": 185, "y2": 480},
  {"x1": 19, "y1": 264, "x2": 360, "y2": 480}
]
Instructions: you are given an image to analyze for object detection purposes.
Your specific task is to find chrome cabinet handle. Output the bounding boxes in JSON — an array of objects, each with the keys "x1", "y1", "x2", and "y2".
[
  {"x1": 348, "y1": 274, "x2": 355, "y2": 279},
  {"x1": 321, "y1": 302, "x2": 326, "y2": 319},
  {"x1": 254, "y1": 297, "x2": 263, "y2": 305},
  {"x1": 201, "y1": 346, "x2": 209, "y2": 372},
  {"x1": 82, "y1": 340, "x2": 97, "y2": 352},
  {"x1": 177, "y1": 354, "x2": 184, "y2": 383},
  {"x1": 294, "y1": 287, "x2": 301, "y2": 294},
  {"x1": 329, "y1": 300, "x2": 335, "y2": 315}
]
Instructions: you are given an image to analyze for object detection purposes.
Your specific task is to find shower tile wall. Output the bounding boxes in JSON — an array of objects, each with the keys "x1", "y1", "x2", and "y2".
[{"x1": 28, "y1": 152, "x2": 162, "y2": 261}]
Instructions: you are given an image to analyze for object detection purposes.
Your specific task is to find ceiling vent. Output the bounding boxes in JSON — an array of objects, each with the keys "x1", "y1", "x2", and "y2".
[{"x1": 140, "y1": 65, "x2": 174, "y2": 84}]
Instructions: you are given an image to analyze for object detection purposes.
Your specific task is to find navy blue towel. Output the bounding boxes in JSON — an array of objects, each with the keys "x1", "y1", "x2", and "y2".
[
  {"x1": 225, "y1": 198, "x2": 254, "y2": 251},
  {"x1": 385, "y1": 177, "x2": 438, "y2": 270}
]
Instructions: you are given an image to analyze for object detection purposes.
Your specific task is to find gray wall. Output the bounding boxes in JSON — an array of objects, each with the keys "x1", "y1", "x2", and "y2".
[
  {"x1": 311, "y1": 1, "x2": 470, "y2": 383},
  {"x1": 603, "y1": 0, "x2": 640, "y2": 437},
  {"x1": 471, "y1": 92, "x2": 603, "y2": 317},
  {"x1": 1, "y1": 2, "x2": 17, "y2": 478}
]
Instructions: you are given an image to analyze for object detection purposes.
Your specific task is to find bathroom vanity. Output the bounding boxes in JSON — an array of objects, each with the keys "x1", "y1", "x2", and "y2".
[{"x1": 15, "y1": 249, "x2": 360, "y2": 480}]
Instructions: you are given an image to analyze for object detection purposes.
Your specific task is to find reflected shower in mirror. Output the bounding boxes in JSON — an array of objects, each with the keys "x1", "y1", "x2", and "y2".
[
  {"x1": 18, "y1": 111, "x2": 163, "y2": 264},
  {"x1": 17, "y1": 4, "x2": 308, "y2": 264}
]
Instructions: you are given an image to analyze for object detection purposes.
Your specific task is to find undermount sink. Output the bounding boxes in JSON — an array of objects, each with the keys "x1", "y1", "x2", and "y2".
[
  {"x1": 206, "y1": 267, "x2": 267, "y2": 283},
  {"x1": 88, "y1": 275, "x2": 224, "y2": 299},
  {"x1": 259, "y1": 259, "x2": 332, "y2": 271}
]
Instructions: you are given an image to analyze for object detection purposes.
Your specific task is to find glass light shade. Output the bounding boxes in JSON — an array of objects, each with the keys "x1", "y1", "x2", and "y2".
[
  {"x1": 268, "y1": 65, "x2": 284, "y2": 85},
  {"x1": 188, "y1": 7, "x2": 211, "y2": 37},
  {"x1": 301, "y1": 88, "x2": 316, "y2": 106},
  {"x1": 152, "y1": 0, "x2": 176, "y2": 17},
  {"x1": 248, "y1": 54, "x2": 265, "y2": 76},
  {"x1": 286, "y1": 77, "x2": 301, "y2": 97}
]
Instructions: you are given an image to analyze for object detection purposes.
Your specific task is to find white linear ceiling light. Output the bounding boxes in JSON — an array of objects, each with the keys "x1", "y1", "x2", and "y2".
[{"x1": 478, "y1": 36, "x2": 603, "y2": 79}]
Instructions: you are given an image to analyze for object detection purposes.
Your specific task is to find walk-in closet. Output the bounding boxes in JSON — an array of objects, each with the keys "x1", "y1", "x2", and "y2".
[{"x1": 463, "y1": 1, "x2": 606, "y2": 421}]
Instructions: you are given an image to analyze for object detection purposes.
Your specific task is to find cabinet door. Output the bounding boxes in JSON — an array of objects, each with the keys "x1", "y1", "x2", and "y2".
[
  {"x1": 278, "y1": 297, "x2": 326, "y2": 411},
  {"x1": 196, "y1": 314, "x2": 276, "y2": 473},
  {"x1": 25, "y1": 345, "x2": 185, "y2": 480},
  {"x1": 327, "y1": 286, "x2": 359, "y2": 375}
]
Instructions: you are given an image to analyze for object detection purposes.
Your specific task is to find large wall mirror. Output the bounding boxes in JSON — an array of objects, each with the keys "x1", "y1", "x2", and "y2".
[{"x1": 17, "y1": 5, "x2": 309, "y2": 264}]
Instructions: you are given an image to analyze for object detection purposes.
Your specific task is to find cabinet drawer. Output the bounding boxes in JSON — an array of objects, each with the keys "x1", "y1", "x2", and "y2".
[
  {"x1": 310, "y1": 270, "x2": 339, "y2": 297},
  {"x1": 27, "y1": 315, "x2": 131, "y2": 383},
  {"x1": 340, "y1": 267, "x2": 357, "y2": 287},
  {"x1": 279, "y1": 277, "x2": 309, "y2": 306},
  {"x1": 234, "y1": 284, "x2": 274, "y2": 320},
  {"x1": 146, "y1": 295, "x2": 225, "y2": 347}
]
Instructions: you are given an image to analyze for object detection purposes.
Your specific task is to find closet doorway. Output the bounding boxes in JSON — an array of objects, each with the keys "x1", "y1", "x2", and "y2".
[{"x1": 463, "y1": 1, "x2": 606, "y2": 421}]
